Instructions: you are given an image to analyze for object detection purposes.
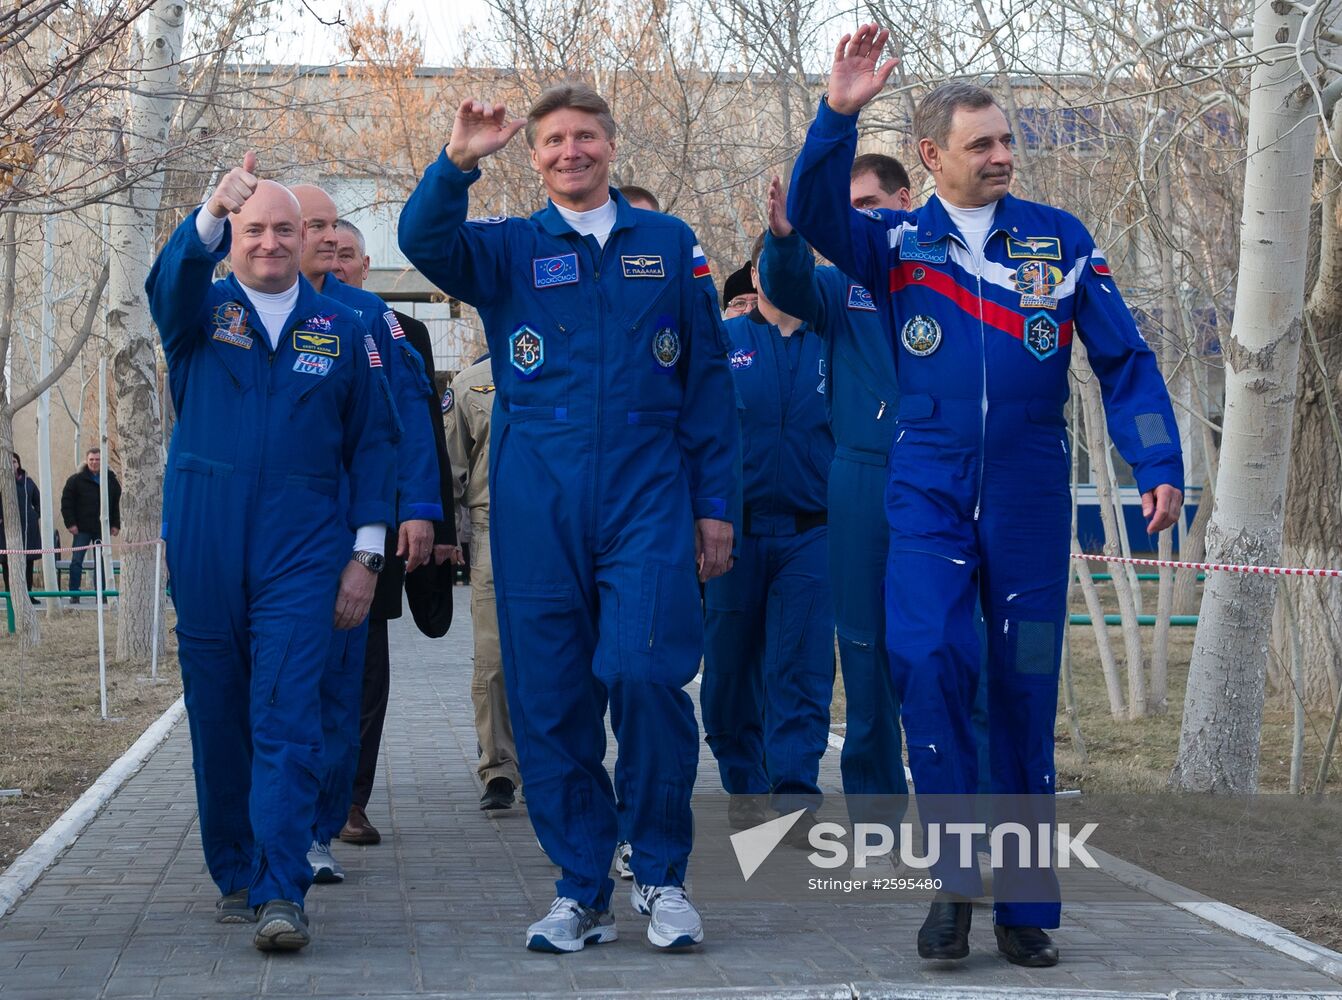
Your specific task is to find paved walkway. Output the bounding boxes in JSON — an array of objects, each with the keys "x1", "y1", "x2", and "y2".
[{"x1": 2, "y1": 588, "x2": 1341, "y2": 999}]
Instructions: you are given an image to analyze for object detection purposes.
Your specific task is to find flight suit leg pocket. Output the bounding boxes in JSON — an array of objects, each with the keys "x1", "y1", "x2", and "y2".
[
  {"x1": 620, "y1": 562, "x2": 702, "y2": 688},
  {"x1": 502, "y1": 583, "x2": 586, "y2": 694}
]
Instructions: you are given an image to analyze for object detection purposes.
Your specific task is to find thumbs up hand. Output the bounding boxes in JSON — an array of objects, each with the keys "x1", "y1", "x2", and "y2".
[{"x1": 206, "y1": 150, "x2": 260, "y2": 219}]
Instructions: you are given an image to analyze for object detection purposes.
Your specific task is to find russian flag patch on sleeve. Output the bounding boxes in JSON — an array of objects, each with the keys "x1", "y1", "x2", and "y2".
[
  {"x1": 691, "y1": 244, "x2": 711, "y2": 279},
  {"x1": 1090, "y1": 250, "x2": 1112, "y2": 277}
]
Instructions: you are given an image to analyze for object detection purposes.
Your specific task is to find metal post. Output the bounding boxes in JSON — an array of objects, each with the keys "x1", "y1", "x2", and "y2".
[
  {"x1": 38, "y1": 214, "x2": 57, "y2": 613},
  {"x1": 95, "y1": 541, "x2": 107, "y2": 720},
  {"x1": 149, "y1": 539, "x2": 162, "y2": 681}
]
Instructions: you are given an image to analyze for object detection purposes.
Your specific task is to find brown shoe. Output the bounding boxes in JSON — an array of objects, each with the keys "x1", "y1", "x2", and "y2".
[{"x1": 338, "y1": 804, "x2": 381, "y2": 845}]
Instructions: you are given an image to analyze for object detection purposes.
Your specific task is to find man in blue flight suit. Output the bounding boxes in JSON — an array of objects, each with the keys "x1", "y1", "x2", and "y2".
[
  {"x1": 289, "y1": 184, "x2": 444, "y2": 887},
  {"x1": 756, "y1": 158, "x2": 913, "y2": 855},
  {"x1": 787, "y1": 27, "x2": 1184, "y2": 967},
  {"x1": 399, "y1": 83, "x2": 737, "y2": 954},
  {"x1": 702, "y1": 233, "x2": 835, "y2": 841},
  {"x1": 146, "y1": 154, "x2": 396, "y2": 952}
]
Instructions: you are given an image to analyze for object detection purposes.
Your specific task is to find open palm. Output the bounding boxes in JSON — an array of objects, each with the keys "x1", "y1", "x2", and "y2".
[
  {"x1": 828, "y1": 24, "x2": 899, "y2": 116},
  {"x1": 446, "y1": 99, "x2": 526, "y2": 172}
]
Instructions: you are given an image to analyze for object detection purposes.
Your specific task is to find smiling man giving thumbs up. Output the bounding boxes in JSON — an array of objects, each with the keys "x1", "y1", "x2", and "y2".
[{"x1": 145, "y1": 153, "x2": 398, "y2": 953}]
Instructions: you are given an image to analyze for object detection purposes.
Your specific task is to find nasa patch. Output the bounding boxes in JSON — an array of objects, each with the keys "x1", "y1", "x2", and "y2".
[
  {"x1": 441, "y1": 387, "x2": 454, "y2": 413},
  {"x1": 533, "y1": 253, "x2": 579, "y2": 289},
  {"x1": 729, "y1": 348, "x2": 756, "y2": 370},
  {"x1": 302, "y1": 313, "x2": 335, "y2": 333}
]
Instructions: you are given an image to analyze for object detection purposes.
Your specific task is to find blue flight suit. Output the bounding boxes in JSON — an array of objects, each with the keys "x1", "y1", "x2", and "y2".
[
  {"x1": 756, "y1": 236, "x2": 909, "y2": 823},
  {"x1": 312, "y1": 275, "x2": 443, "y2": 847},
  {"x1": 702, "y1": 314, "x2": 835, "y2": 810},
  {"x1": 147, "y1": 211, "x2": 396, "y2": 907},
  {"x1": 399, "y1": 158, "x2": 738, "y2": 911},
  {"x1": 788, "y1": 98, "x2": 1183, "y2": 927}
]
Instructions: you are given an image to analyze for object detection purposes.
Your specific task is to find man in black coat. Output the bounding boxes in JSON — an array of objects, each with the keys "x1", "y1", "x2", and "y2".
[
  {"x1": 330, "y1": 220, "x2": 459, "y2": 845},
  {"x1": 1, "y1": 452, "x2": 44, "y2": 600},
  {"x1": 59, "y1": 446, "x2": 120, "y2": 603}
]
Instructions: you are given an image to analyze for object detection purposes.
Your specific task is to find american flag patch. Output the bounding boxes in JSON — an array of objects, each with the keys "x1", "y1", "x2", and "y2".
[
  {"x1": 691, "y1": 244, "x2": 710, "y2": 279},
  {"x1": 384, "y1": 310, "x2": 405, "y2": 339},
  {"x1": 1090, "y1": 251, "x2": 1112, "y2": 277},
  {"x1": 364, "y1": 334, "x2": 382, "y2": 367}
]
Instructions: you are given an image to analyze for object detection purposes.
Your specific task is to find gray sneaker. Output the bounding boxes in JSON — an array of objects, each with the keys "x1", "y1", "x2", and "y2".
[
  {"x1": 630, "y1": 881, "x2": 703, "y2": 949},
  {"x1": 307, "y1": 840, "x2": 344, "y2": 884},
  {"x1": 215, "y1": 889, "x2": 257, "y2": 924},
  {"x1": 614, "y1": 840, "x2": 633, "y2": 880},
  {"x1": 253, "y1": 899, "x2": 310, "y2": 952},
  {"x1": 525, "y1": 896, "x2": 617, "y2": 953}
]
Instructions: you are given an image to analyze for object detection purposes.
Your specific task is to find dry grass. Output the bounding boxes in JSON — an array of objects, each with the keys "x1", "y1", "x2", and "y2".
[
  {"x1": 828, "y1": 578, "x2": 1342, "y2": 950},
  {"x1": 0, "y1": 607, "x2": 181, "y2": 877}
]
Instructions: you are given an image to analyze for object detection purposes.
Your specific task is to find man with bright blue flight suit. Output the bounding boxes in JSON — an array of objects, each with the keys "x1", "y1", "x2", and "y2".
[
  {"x1": 702, "y1": 234, "x2": 835, "y2": 837},
  {"x1": 399, "y1": 83, "x2": 737, "y2": 954},
  {"x1": 756, "y1": 157, "x2": 913, "y2": 843},
  {"x1": 146, "y1": 155, "x2": 397, "y2": 952},
  {"x1": 787, "y1": 28, "x2": 1184, "y2": 968},
  {"x1": 289, "y1": 185, "x2": 444, "y2": 886}
]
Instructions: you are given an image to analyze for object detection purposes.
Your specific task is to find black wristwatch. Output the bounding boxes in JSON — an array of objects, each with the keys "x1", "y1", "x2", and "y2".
[{"x1": 352, "y1": 550, "x2": 385, "y2": 574}]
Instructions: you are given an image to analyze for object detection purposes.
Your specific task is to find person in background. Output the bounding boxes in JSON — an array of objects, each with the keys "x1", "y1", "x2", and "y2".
[
  {"x1": 60, "y1": 446, "x2": 120, "y2": 603},
  {"x1": 721, "y1": 263, "x2": 757, "y2": 319},
  {"x1": 1, "y1": 452, "x2": 43, "y2": 601}
]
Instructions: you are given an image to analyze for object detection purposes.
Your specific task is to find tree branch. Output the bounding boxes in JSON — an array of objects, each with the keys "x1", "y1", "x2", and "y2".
[{"x1": 10, "y1": 261, "x2": 109, "y2": 413}]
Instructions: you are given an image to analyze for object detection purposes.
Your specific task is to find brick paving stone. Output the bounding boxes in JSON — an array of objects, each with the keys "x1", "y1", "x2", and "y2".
[{"x1": 1, "y1": 587, "x2": 1341, "y2": 997}]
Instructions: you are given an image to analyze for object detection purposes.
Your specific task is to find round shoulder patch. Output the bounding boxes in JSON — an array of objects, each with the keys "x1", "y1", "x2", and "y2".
[
  {"x1": 901, "y1": 315, "x2": 942, "y2": 357},
  {"x1": 441, "y1": 387, "x2": 455, "y2": 413},
  {"x1": 653, "y1": 327, "x2": 681, "y2": 368}
]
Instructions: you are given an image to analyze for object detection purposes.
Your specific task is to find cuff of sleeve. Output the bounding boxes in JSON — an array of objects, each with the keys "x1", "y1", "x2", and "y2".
[
  {"x1": 194, "y1": 204, "x2": 228, "y2": 252},
  {"x1": 815, "y1": 96, "x2": 860, "y2": 136},
  {"x1": 348, "y1": 503, "x2": 393, "y2": 534},
  {"x1": 401, "y1": 502, "x2": 444, "y2": 522},
  {"x1": 435, "y1": 148, "x2": 483, "y2": 184},
  {"x1": 692, "y1": 497, "x2": 729, "y2": 520},
  {"x1": 1134, "y1": 458, "x2": 1185, "y2": 499},
  {"x1": 354, "y1": 523, "x2": 388, "y2": 555}
]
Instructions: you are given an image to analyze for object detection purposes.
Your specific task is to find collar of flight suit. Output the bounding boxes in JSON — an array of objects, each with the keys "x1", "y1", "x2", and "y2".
[
  {"x1": 531, "y1": 187, "x2": 640, "y2": 241},
  {"x1": 914, "y1": 191, "x2": 1026, "y2": 251},
  {"x1": 222, "y1": 271, "x2": 328, "y2": 341}
]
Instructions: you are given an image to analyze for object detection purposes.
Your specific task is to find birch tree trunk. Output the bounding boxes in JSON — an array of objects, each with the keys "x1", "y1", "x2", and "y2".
[
  {"x1": 0, "y1": 211, "x2": 38, "y2": 645},
  {"x1": 1172, "y1": 0, "x2": 1321, "y2": 792},
  {"x1": 110, "y1": 0, "x2": 183, "y2": 666}
]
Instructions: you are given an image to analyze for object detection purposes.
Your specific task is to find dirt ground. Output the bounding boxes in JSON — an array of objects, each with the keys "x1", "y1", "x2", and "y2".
[{"x1": 0, "y1": 606, "x2": 181, "y2": 878}]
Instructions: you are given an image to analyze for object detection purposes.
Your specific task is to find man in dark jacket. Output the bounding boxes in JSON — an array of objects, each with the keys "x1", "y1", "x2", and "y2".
[
  {"x1": 1, "y1": 452, "x2": 43, "y2": 600},
  {"x1": 60, "y1": 446, "x2": 120, "y2": 603}
]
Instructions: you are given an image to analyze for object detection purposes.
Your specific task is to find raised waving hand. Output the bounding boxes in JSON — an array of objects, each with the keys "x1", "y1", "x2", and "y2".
[
  {"x1": 827, "y1": 24, "x2": 899, "y2": 116},
  {"x1": 445, "y1": 99, "x2": 527, "y2": 172}
]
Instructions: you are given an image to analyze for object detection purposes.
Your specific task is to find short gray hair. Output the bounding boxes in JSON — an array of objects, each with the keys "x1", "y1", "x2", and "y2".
[
  {"x1": 913, "y1": 82, "x2": 1000, "y2": 150},
  {"x1": 525, "y1": 83, "x2": 617, "y2": 148},
  {"x1": 334, "y1": 218, "x2": 366, "y2": 255}
]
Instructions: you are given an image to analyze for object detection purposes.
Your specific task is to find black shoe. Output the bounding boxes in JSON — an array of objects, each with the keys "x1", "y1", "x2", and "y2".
[
  {"x1": 781, "y1": 808, "x2": 821, "y2": 849},
  {"x1": 917, "y1": 897, "x2": 971, "y2": 960},
  {"x1": 480, "y1": 777, "x2": 516, "y2": 811},
  {"x1": 252, "y1": 899, "x2": 310, "y2": 952},
  {"x1": 726, "y1": 794, "x2": 769, "y2": 830},
  {"x1": 995, "y1": 924, "x2": 1059, "y2": 967}
]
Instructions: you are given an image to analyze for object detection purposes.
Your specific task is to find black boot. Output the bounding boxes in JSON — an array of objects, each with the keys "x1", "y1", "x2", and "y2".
[
  {"x1": 480, "y1": 777, "x2": 516, "y2": 811},
  {"x1": 994, "y1": 924, "x2": 1059, "y2": 967},
  {"x1": 917, "y1": 896, "x2": 971, "y2": 960}
]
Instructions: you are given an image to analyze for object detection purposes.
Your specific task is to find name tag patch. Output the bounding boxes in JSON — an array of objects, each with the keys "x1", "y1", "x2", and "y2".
[
  {"x1": 622, "y1": 255, "x2": 665, "y2": 279},
  {"x1": 293, "y1": 352, "x2": 332, "y2": 376},
  {"x1": 533, "y1": 253, "x2": 579, "y2": 288},
  {"x1": 899, "y1": 229, "x2": 948, "y2": 264},
  {"x1": 846, "y1": 284, "x2": 876, "y2": 312},
  {"x1": 294, "y1": 330, "x2": 339, "y2": 357},
  {"x1": 211, "y1": 303, "x2": 252, "y2": 349},
  {"x1": 1006, "y1": 236, "x2": 1062, "y2": 260}
]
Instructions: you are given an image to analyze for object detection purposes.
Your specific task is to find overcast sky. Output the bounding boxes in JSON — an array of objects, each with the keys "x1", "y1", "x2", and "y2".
[{"x1": 266, "y1": 0, "x2": 495, "y2": 66}]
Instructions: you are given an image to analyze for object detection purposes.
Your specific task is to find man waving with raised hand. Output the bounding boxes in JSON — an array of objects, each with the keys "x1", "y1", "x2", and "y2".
[
  {"x1": 787, "y1": 25, "x2": 1183, "y2": 968},
  {"x1": 400, "y1": 86, "x2": 738, "y2": 954}
]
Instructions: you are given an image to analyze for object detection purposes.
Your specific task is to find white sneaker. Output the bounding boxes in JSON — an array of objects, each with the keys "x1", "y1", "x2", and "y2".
[
  {"x1": 525, "y1": 896, "x2": 617, "y2": 953},
  {"x1": 614, "y1": 840, "x2": 633, "y2": 880},
  {"x1": 630, "y1": 881, "x2": 703, "y2": 949},
  {"x1": 307, "y1": 840, "x2": 344, "y2": 884}
]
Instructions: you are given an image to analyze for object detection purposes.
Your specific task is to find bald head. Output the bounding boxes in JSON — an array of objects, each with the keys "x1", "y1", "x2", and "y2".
[
  {"x1": 291, "y1": 184, "x2": 341, "y2": 285},
  {"x1": 229, "y1": 180, "x2": 306, "y2": 294}
]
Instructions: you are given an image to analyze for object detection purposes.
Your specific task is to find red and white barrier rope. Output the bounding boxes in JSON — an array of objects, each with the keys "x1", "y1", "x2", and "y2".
[
  {"x1": 0, "y1": 538, "x2": 162, "y2": 557},
  {"x1": 1073, "y1": 552, "x2": 1342, "y2": 579}
]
